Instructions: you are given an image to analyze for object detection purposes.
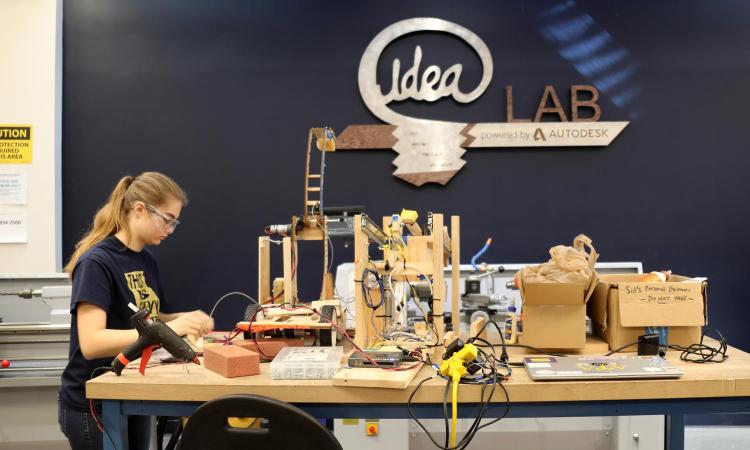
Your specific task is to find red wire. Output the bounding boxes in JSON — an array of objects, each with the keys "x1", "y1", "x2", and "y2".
[
  {"x1": 220, "y1": 328, "x2": 242, "y2": 344},
  {"x1": 262, "y1": 290, "x2": 284, "y2": 305},
  {"x1": 244, "y1": 308, "x2": 273, "y2": 359},
  {"x1": 89, "y1": 398, "x2": 105, "y2": 433},
  {"x1": 251, "y1": 331, "x2": 273, "y2": 359}
]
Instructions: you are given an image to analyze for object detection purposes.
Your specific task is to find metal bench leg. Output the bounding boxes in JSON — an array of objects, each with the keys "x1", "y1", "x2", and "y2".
[
  {"x1": 666, "y1": 414, "x2": 685, "y2": 450},
  {"x1": 102, "y1": 400, "x2": 128, "y2": 450}
]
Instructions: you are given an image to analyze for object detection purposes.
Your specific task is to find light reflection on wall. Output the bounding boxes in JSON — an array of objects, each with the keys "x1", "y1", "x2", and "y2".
[{"x1": 536, "y1": 1, "x2": 642, "y2": 119}]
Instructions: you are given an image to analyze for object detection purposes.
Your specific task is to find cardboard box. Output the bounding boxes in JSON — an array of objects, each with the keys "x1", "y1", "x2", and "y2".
[
  {"x1": 588, "y1": 274, "x2": 707, "y2": 351},
  {"x1": 520, "y1": 277, "x2": 597, "y2": 350}
]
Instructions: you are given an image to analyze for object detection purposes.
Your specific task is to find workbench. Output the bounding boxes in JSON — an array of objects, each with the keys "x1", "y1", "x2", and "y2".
[{"x1": 87, "y1": 343, "x2": 750, "y2": 450}]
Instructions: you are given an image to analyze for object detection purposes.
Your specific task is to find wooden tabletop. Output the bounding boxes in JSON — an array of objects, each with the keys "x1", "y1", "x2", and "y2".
[{"x1": 87, "y1": 342, "x2": 750, "y2": 405}]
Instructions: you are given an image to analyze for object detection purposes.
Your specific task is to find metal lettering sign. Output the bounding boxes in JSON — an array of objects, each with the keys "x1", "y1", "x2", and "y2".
[{"x1": 336, "y1": 18, "x2": 629, "y2": 186}]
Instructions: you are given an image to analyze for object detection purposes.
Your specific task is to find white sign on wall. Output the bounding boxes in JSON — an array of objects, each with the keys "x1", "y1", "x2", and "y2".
[
  {"x1": 0, "y1": 170, "x2": 28, "y2": 205},
  {"x1": 0, "y1": 210, "x2": 28, "y2": 243}
]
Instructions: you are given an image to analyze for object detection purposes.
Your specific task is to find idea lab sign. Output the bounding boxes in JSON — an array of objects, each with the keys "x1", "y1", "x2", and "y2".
[{"x1": 335, "y1": 18, "x2": 628, "y2": 186}]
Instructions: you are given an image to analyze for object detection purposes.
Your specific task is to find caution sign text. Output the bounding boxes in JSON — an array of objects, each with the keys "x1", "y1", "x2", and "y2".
[{"x1": 0, "y1": 126, "x2": 32, "y2": 164}]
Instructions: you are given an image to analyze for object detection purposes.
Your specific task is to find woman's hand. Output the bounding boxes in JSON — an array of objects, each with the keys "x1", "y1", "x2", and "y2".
[{"x1": 166, "y1": 310, "x2": 214, "y2": 337}]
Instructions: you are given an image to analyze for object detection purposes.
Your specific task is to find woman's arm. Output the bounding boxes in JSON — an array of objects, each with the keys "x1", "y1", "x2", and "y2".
[
  {"x1": 77, "y1": 304, "x2": 215, "y2": 360},
  {"x1": 158, "y1": 311, "x2": 183, "y2": 322},
  {"x1": 160, "y1": 310, "x2": 214, "y2": 336},
  {"x1": 77, "y1": 302, "x2": 139, "y2": 359}
]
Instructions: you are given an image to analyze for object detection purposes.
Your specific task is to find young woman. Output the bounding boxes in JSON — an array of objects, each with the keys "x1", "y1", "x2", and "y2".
[{"x1": 58, "y1": 172, "x2": 214, "y2": 450}]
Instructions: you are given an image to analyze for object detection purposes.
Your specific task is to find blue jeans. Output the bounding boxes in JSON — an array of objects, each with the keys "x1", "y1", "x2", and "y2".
[{"x1": 58, "y1": 397, "x2": 151, "y2": 450}]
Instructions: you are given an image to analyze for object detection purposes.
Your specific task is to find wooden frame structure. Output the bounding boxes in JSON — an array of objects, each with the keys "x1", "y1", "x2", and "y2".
[
  {"x1": 352, "y1": 212, "x2": 460, "y2": 348},
  {"x1": 244, "y1": 128, "x2": 342, "y2": 337},
  {"x1": 257, "y1": 127, "x2": 336, "y2": 306}
]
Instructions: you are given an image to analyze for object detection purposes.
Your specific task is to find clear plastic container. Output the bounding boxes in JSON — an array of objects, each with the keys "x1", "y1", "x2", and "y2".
[{"x1": 270, "y1": 346, "x2": 343, "y2": 380}]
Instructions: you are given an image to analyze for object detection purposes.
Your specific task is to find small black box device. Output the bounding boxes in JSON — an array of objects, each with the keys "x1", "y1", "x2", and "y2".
[
  {"x1": 637, "y1": 333, "x2": 661, "y2": 356},
  {"x1": 348, "y1": 350, "x2": 403, "y2": 368}
]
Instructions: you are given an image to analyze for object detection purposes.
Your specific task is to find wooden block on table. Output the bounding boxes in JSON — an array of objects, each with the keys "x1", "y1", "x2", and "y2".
[
  {"x1": 469, "y1": 316, "x2": 488, "y2": 341},
  {"x1": 333, "y1": 364, "x2": 423, "y2": 389},
  {"x1": 203, "y1": 345, "x2": 260, "y2": 378}
]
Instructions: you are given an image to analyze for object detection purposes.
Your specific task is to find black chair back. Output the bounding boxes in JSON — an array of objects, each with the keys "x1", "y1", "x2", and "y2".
[{"x1": 178, "y1": 394, "x2": 343, "y2": 450}]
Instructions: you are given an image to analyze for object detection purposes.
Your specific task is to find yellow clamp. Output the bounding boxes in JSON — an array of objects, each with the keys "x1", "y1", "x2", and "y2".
[{"x1": 399, "y1": 209, "x2": 419, "y2": 225}]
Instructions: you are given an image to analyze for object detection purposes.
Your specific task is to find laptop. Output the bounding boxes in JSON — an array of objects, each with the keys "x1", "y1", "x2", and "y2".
[{"x1": 523, "y1": 355, "x2": 683, "y2": 381}]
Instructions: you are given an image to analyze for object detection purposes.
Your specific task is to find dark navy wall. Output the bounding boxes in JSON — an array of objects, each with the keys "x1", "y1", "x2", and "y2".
[{"x1": 63, "y1": 0, "x2": 750, "y2": 361}]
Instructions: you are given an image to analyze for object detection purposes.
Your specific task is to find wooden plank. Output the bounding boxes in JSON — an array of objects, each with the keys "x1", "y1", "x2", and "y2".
[
  {"x1": 319, "y1": 217, "x2": 329, "y2": 301},
  {"x1": 353, "y1": 215, "x2": 368, "y2": 348},
  {"x1": 450, "y1": 216, "x2": 460, "y2": 333},
  {"x1": 321, "y1": 273, "x2": 335, "y2": 301},
  {"x1": 469, "y1": 316, "x2": 488, "y2": 341},
  {"x1": 405, "y1": 236, "x2": 432, "y2": 263},
  {"x1": 282, "y1": 237, "x2": 297, "y2": 303},
  {"x1": 442, "y1": 226, "x2": 452, "y2": 261},
  {"x1": 297, "y1": 226, "x2": 325, "y2": 241},
  {"x1": 245, "y1": 313, "x2": 332, "y2": 330},
  {"x1": 404, "y1": 222, "x2": 422, "y2": 236},
  {"x1": 332, "y1": 364, "x2": 423, "y2": 389},
  {"x1": 272, "y1": 278, "x2": 284, "y2": 305},
  {"x1": 382, "y1": 215, "x2": 396, "y2": 267},
  {"x1": 336, "y1": 124, "x2": 397, "y2": 149},
  {"x1": 431, "y1": 214, "x2": 445, "y2": 347},
  {"x1": 258, "y1": 237, "x2": 271, "y2": 304}
]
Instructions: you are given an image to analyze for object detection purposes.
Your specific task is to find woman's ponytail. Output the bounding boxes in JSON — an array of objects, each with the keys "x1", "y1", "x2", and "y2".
[{"x1": 64, "y1": 176, "x2": 134, "y2": 274}]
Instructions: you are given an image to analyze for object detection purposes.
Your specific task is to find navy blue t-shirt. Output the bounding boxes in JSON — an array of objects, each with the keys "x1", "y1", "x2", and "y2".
[{"x1": 60, "y1": 236, "x2": 170, "y2": 410}]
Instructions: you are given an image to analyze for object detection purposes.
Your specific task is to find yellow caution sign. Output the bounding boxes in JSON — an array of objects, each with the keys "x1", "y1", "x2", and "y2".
[{"x1": 0, "y1": 125, "x2": 32, "y2": 164}]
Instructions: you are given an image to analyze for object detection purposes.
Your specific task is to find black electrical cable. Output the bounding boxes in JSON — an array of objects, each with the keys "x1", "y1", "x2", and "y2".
[
  {"x1": 604, "y1": 340, "x2": 640, "y2": 356},
  {"x1": 669, "y1": 328, "x2": 728, "y2": 363},
  {"x1": 475, "y1": 381, "x2": 511, "y2": 431},
  {"x1": 407, "y1": 377, "x2": 445, "y2": 449},
  {"x1": 360, "y1": 268, "x2": 385, "y2": 309},
  {"x1": 470, "y1": 321, "x2": 565, "y2": 369},
  {"x1": 405, "y1": 277, "x2": 440, "y2": 346},
  {"x1": 470, "y1": 338, "x2": 512, "y2": 378},
  {"x1": 467, "y1": 319, "x2": 509, "y2": 363}
]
